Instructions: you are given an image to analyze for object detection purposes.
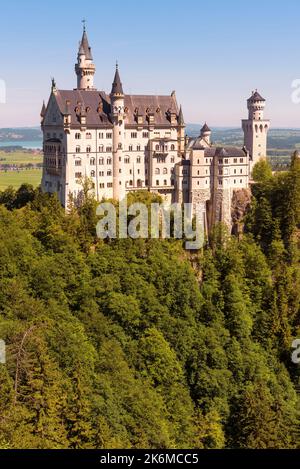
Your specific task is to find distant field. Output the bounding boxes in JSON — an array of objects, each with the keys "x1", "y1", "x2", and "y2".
[
  {"x1": 0, "y1": 150, "x2": 42, "y2": 165},
  {"x1": 0, "y1": 169, "x2": 42, "y2": 190}
]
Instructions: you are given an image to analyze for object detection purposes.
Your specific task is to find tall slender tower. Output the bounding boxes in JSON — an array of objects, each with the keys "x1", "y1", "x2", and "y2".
[
  {"x1": 75, "y1": 24, "x2": 96, "y2": 90},
  {"x1": 242, "y1": 90, "x2": 270, "y2": 171},
  {"x1": 177, "y1": 105, "x2": 185, "y2": 153},
  {"x1": 110, "y1": 64, "x2": 125, "y2": 200}
]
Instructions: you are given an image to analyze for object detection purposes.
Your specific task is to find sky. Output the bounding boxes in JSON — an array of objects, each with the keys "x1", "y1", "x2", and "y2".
[{"x1": 1, "y1": 0, "x2": 300, "y2": 128}]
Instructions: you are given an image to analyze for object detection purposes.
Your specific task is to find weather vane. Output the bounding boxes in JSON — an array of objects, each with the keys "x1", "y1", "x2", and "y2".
[{"x1": 82, "y1": 19, "x2": 86, "y2": 32}]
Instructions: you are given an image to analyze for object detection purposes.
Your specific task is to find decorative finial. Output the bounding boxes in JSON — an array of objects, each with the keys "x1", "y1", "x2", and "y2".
[
  {"x1": 51, "y1": 77, "x2": 56, "y2": 92},
  {"x1": 116, "y1": 60, "x2": 118, "y2": 70},
  {"x1": 82, "y1": 19, "x2": 86, "y2": 32}
]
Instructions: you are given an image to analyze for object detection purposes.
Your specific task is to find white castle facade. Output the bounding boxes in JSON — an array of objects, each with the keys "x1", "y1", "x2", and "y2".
[{"x1": 41, "y1": 27, "x2": 270, "y2": 231}]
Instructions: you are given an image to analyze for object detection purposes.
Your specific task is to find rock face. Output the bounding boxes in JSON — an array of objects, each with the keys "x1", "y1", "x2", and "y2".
[{"x1": 231, "y1": 188, "x2": 252, "y2": 235}]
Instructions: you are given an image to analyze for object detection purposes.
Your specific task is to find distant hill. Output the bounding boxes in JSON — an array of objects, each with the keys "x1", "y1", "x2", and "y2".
[
  {"x1": 186, "y1": 125, "x2": 300, "y2": 154},
  {"x1": 0, "y1": 127, "x2": 42, "y2": 142},
  {"x1": 1, "y1": 126, "x2": 300, "y2": 156}
]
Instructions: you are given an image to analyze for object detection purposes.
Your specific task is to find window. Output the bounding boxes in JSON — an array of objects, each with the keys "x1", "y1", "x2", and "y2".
[
  {"x1": 218, "y1": 178, "x2": 223, "y2": 186},
  {"x1": 129, "y1": 145, "x2": 133, "y2": 151},
  {"x1": 76, "y1": 146, "x2": 80, "y2": 153},
  {"x1": 99, "y1": 183, "x2": 105, "y2": 188},
  {"x1": 225, "y1": 159, "x2": 229, "y2": 164},
  {"x1": 107, "y1": 158, "x2": 112, "y2": 165},
  {"x1": 155, "y1": 168, "x2": 160, "y2": 174},
  {"x1": 163, "y1": 168, "x2": 167, "y2": 174},
  {"x1": 234, "y1": 158, "x2": 237, "y2": 163},
  {"x1": 197, "y1": 170, "x2": 200, "y2": 175},
  {"x1": 125, "y1": 157, "x2": 130, "y2": 163},
  {"x1": 171, "y1": 157, "x2": 175, "y2": 163},
  {"x1": 107, "y1": 170, "x2": 112, "y2": 176},
  {"x1": 137, "y1": 157, "x2": 141, "y2": 163},
  {"x1": 129, "y1": 180, "x2": 133, "y2": 186},
  {"x1": 99, "y1": 132, "x2": 104, "y2": 139},
  {"x1": 75, "y1": 133, "x2": 81, "y2": 139},
  {"x1": 107, "y1": 182, "x2": 113, "y2": 188},
  {"x1": 131, "y1": 132, "x2": 137, "y2": 138},
  {"x1": 119, "y1": 169, "x2": 122, "y2": 173},
  {"x1": 106, "y1": 133, "x2": 112, "y2": 139},
  {"x1": 99, "y1": 158, "x2": 104, "y2": 165},
  {"x1": 137, "y1": 169, "x2": 140, "y2": 174},
  {"x1": 240, "y1": 179, "x2": 243, "y2": 183},
  {"x1": 90, "y1": 158, "x2": 95, "y2": 165},
  {"x1": 164, "y1": 180, "x2": 167, "y2": 186},
  {"x1": 75, "y1": 172, "x2": 82, "y2": 178},
  {"x1": 240, "y1": 169, "x2": 243, "y2": 174},
  {"x1": 240, "y1": 158, "x2": 244, "y2": 163},
  {"x1": 218, "y1": 159, "x2": 222, "y2": 164},
  {"x1": 86, "y1": 132, "x2": 92, "y2": 139},
  {"x1": 156, "y1": 180, "x2": 159, "y2": 186},
  {"x1": 91, "y1": 170, "x2": 95, "y2": 177},
  {"x1": 99, "y1": 145, "x2": 104, "y2": 152},
  {"x1": 219, "y1": 169, "x2": 222, "y2": 175},
  {"x1": 137, "y1": 145, "x2": 141, "y2": 151},
  {"x1": 143, "y1": 132, "x2": 149, "y2": 138},
  {"x1": 86, "y1": 146, "x2": 91, "y2": 153},
  {"x1": 171, "y1": 144, "x2": 175, "y2": 151},
  {"x1": 99, "y1": 171, "x2": 104, "y2": 177},
  {"x1": 75, "y1": 159, "x2": 81, "y2": 166},
  {"x1": 155, "y1": 144, "x2": 160, "y2": 151},
  {"x1": 106, "y1": 146, "x2": 112, "y2": 152},
  {"x1": 197, "y1": 159, "x2": 200, "y2": 164},
  {"x1": 118, "y1": 143, "x2": 122, "y2": 149},
  {"x1": 234, "y1": 169, "x2": 237, "y2": 174}
]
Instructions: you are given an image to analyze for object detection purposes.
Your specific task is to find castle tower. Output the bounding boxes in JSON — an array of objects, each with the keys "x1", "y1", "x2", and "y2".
[
  {"x1": 110, "y1": 63, "x2": 125, "y2": 200},
  {"x1": 75, "y1": 25, "x2": 96, "y2": 90},
  {"x1": 177, "y1": 105, "x2": 185, "y2": 153},
  {"x1": 201, "y1": 123, "x2": 212, "y2": 145},
  {"x1": 242, "y1": 90, "x2": 270, "y2": 171}
]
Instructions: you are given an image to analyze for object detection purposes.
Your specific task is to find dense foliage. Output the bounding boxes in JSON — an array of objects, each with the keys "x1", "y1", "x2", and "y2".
[{"x1": 0, "y1": 161, "x2": 300, "y2": 448}]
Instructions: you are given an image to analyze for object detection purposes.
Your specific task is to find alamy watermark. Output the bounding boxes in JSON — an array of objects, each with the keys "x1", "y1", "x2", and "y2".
[
  {"x1": 96, "y1": 200, "x2": 206, "y2": 250},
  {"x1": 0, "y1": 79, "x2": 6, "y2": 104},
  {"x1": 0, "y1": 339, "x2": 6, "y2": 364},
  {"x1": 291, "y1": 339, "x2": 300, "y2": 364}
]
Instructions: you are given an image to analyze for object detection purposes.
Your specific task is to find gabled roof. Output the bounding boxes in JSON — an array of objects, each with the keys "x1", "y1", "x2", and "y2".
[
  {"x1": 111, "y1": 65, "x2": 124, "y2": 95},
  {"x1": 248, "y1": 90, "x2": 265, "y2": 102},
  {"x1": 52, "y1": 89, "x2": 181, "y2": 128}
]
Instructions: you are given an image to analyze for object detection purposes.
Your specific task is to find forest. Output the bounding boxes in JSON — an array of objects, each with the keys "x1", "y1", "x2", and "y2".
[{"x1": 0, "y1": 155, "x2": 300, "y2": 449}]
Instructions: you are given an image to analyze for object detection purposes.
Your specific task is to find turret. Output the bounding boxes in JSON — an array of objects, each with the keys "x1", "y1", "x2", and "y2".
[
  {"x1": 242, "y1": 90, "x2": 270, "y2": 171},
  {"x1": 75, "y1": 24, "x2": 96, "y2": 90},
  {"x1": 201, "y1": 122, "x2": 212, "y2": 144},
  {"x1": 177, "y1": 105, "x2": 185, "y2": 153},
  {"x1": 110, "y1": 63, "x2": 125, "y2": 200}
]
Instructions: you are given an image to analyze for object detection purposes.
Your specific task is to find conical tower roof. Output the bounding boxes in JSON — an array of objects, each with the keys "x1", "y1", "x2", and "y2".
[{"x1": 111, "y1": 64, "x2": 124, "y2": 95}]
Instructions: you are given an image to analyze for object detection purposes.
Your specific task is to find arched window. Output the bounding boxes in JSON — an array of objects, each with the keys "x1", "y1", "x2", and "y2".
[
  {"x1": 155, "y1": 144, "x2": 160, "y2": 151},
  {"x1": 155, "y1": 168, "x2": 160, "y2": 175},
  {"x1": 86, "y1": 132, "x2": 92, "y2": 139},
  {"x1": 86, "y1": 146, "x2": 91, "y2": 153},
  {"x1": 90, "y1": 170, "x2": 95, "y2": 177},
  {"x1": 163, "y1": 168, "x2": 168, "y2": 174},
  {"x1": 99, "y1": 145, "x2": 104, "y2": 152},
  {"x1": 129, "y1": 180, "x2": 133, "y2": 186},
  {"x1": 76, "y1": 146, "x2": 80, "y2": 153},
  {"x1": 90, "y1": 157, "x2": 95, "y2": 165},
  {"x1": 99, "y1": 157, "x2": 104, "y2": 165},
  {"x1": 171, "y1": 144, "x2": 175, "y2": 151},
  {"x1": 75, "y1": 133, "x2": 81, "y2": 139},
  {"x1": 107, "y1": 158, "x2": 112, "y2": 165}
]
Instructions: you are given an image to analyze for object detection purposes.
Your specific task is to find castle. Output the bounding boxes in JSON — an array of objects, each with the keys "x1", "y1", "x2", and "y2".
[{"x1": 41, "y1": 26, "x2": 270, "y2": 231}]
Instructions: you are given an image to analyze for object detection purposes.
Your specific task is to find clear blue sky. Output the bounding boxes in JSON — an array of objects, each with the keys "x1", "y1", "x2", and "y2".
[{"x1": 1, "y1": 0, "x2": 300, "y2": 128}]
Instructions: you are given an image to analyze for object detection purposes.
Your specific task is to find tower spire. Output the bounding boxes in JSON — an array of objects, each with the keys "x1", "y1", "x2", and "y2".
[
  {"x1": 75, "y1": 23, "x2": 95, "y2": 90},
  {"x1": 111, "y1": 63, "x2": 124, "y2": 95}
]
